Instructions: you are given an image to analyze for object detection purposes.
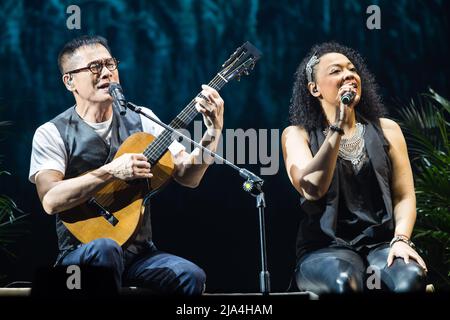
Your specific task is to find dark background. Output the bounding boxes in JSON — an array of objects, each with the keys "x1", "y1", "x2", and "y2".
[{"x1": 0, "y1": 0, "x2": 449, "y2": 293}]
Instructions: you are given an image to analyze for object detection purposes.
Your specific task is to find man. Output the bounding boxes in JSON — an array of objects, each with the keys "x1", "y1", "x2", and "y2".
[{"x1": 29, "y1": 35, "x2": 224, "y2": 295}]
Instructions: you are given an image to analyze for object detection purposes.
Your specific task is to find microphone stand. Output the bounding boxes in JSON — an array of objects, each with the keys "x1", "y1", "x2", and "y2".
[{"x1": 126, "y1": 102, "x2": 271, "y2": 295}]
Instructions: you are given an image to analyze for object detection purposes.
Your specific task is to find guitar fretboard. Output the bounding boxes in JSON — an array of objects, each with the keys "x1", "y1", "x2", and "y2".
[{"x1": 143, "y1": 75, "x2": 227, "y2": 165}]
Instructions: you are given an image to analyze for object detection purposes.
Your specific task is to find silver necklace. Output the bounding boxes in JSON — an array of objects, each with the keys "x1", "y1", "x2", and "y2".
[
  {"x1": 324, "y1": 122, "x2": 366, "y2": 171},
  {"x1": 339, "y1": 123, "x2": 366, "y2": 171}
]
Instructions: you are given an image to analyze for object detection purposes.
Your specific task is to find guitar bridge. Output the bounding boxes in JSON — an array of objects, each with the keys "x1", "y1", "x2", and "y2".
[{"x1": 88, "y1": 197, "x2": 119, "y2": 226}]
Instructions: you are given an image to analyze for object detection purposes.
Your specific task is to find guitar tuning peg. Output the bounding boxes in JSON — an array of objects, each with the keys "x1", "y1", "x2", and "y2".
[{"x1": 222, "y1": 49, "x2": 240, "y2": 68}]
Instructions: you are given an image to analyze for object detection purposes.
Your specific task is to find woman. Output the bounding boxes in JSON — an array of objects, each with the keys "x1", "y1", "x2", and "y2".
[{"x1": 282, "y1": 42, "x2": 427, "y2": 294}]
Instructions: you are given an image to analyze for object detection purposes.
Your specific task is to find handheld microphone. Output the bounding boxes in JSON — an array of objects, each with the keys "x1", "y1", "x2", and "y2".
[
  {"x1": 341, "y1": 91, "x2": 356, "y2": 105},
  {"x1": 108, "y1": 82, "x2": 127, "y2": 115}
]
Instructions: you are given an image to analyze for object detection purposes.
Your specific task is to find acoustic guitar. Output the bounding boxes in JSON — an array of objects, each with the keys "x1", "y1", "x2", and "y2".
[{"x1": 61, "y1": 42, "x2": 261, "y2": 246}]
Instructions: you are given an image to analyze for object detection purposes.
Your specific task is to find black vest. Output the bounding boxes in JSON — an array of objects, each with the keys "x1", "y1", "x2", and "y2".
[
  {"x1": 295, "y1": 118, "x2": 395, "y2": 261},
  {"x1": 50, "y1": 105, "x2": 144, "y2": 258}
]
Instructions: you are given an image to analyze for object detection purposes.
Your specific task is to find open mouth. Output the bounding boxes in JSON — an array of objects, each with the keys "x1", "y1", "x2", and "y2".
[
  {"x1": 97, "y1": 82, "x2": 110, "y2": 90},
  {"x1": 343, "y1": 81, "x2": 358, "y2": 89}
]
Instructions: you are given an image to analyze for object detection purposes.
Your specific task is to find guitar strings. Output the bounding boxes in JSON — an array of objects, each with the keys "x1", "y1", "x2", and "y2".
[
  {"x1": 92, "y1": 77, "x2": 225, "y2": 204},
  {"x1": 142, "y1": 77, "x2": 223, "y2": 160},
  {"x1": 93, "y1": 76, "x2": 226, "y2": 205},
  {"x1": 142, "y1": 76, "x2": 225, "y2": 162},
  {"x1": 94, "y1": 78, "x2": 224, "y2": 205},
  {"x1": 144, "y1": 76, "x2": 224, "y2": 155}
]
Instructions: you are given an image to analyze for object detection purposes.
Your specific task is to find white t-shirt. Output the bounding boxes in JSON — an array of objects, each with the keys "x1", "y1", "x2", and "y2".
[{"x1": 29, "y1": 107, "x2": 185, "y2": 183}]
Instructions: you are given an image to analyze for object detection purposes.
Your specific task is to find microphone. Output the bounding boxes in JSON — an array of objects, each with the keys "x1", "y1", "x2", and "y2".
[
  {"x1": 108, "y1": 82, "x2": 127, "y2": 115},
  {"x1": 341, "y1": 90, "x2": 356, "y2": 105}
]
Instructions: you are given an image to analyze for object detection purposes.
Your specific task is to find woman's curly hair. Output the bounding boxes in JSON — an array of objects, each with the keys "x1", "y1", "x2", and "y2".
[{"x1": 289, "y1": 42, "x2": 386, "y2": 130}]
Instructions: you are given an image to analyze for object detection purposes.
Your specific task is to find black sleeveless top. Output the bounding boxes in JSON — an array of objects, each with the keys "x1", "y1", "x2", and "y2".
[
  {"x1": 295, "y1": 118, "x2": 394, "y2": 262},
  {"x1": 335, "y1": 148, "x2": 390, "y2": 247}
]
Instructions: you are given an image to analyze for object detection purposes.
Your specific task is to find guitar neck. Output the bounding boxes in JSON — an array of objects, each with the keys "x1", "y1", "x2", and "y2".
[{"x1": 144, "y1": 74, "x2": 227, "y2": 166}]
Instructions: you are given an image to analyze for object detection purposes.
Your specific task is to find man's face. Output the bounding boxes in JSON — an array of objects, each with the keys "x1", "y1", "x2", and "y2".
[{"x1": 63, "y1": 44, "x2": 120, "y2": 104}]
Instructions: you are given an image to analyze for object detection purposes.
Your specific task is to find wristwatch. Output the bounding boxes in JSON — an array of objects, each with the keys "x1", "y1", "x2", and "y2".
[{"x1": 390, "y1": 235, "x2": 415, "y2": 249}]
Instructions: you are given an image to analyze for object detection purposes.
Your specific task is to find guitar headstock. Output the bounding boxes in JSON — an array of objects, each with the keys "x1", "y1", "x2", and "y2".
[{"x1": 219, "y1": 42, "x2": 262, "y2": 82}]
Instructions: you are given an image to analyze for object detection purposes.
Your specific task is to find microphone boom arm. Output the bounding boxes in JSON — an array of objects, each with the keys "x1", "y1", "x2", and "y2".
[
  {"x1": 126, "y1": 102, "x2": 264, "y2": 188},
  {"x1": 126, "y1": 101, "x2": 270, "y2": 294}
]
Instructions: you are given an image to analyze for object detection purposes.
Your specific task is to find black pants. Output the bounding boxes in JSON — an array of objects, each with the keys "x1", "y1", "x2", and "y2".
[{"x1": 295, "y1": 243, "x2": 426, "y2": 294}]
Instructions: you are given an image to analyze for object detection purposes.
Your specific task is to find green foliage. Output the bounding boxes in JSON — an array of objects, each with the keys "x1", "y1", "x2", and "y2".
[
  {"x1": 0, "y1": 187, "x2": 27, "y2": 259},
  {"x1": 397, "y1": 89, "x2": 450, "y2": 291},
  {"x1": 0, "y1": 122, "x2": 28, "y2": 275}
]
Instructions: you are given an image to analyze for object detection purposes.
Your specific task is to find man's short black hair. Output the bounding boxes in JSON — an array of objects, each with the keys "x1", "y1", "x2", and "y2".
[{"x1": 57, "y1": 35, "x2": 112, "y2": 74}]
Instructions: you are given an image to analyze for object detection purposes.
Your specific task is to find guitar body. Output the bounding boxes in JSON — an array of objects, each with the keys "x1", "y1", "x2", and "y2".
[{"x1": 60, "y1": 132, "x2": 175, "y2": 247}]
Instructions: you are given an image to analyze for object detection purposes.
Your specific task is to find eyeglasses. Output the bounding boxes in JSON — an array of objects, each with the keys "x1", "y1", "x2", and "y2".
[{"x1": 65, "y1": 57, "x2": 119, "y2": 75}]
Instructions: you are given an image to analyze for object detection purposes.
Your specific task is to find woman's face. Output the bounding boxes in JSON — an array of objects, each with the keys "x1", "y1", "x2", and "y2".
[{"x1": 311, "y1": 52, "x2": 362, "y2": 108}]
